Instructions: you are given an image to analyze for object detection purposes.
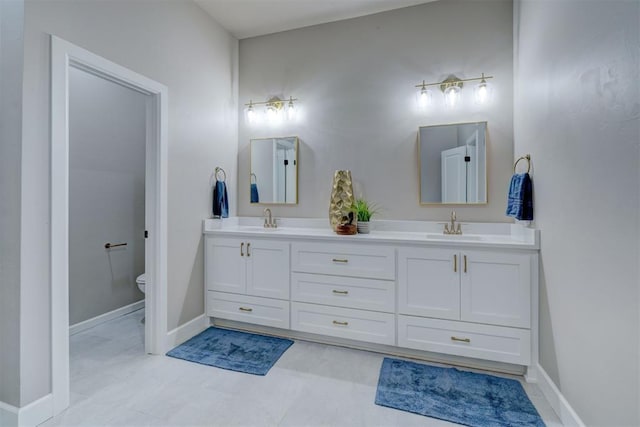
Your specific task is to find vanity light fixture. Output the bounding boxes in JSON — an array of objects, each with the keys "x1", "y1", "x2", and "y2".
[
  {"x1": 414, "y1": 73, "x2": 493, "y2": 109},
  {"x1": 244, "y1": 95, "x2": 299, "y2": 124}
]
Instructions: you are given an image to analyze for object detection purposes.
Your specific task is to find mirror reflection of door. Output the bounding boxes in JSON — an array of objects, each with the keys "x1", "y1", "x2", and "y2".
[
  {"x1": 419, "y1": 122, "x2": 487, "y2": 204},
  {"x1": 251, "y1": 136, "x2": 298, "y2": 204},
  {"x1": 441, "y1": 145, "x2": 467, "y2": 203}
]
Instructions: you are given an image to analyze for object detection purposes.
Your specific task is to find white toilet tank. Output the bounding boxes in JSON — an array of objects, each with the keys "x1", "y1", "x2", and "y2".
[{"x1": 136, "y1": 273, "x2": 146, "y2": 293}]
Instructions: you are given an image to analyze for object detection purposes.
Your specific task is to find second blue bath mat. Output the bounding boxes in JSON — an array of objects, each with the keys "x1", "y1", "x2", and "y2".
[
  {"x1": 166, "y1": 327, "x2": 293, "y2": 375},
  {"x1": 375, "y1": 358, "x2": 545, "y2": 427}
]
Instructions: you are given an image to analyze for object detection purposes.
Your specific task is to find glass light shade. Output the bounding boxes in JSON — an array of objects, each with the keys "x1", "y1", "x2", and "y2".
[
  {"x1": 246, "y1": 105, "x2": 256, "y2": 124},
  {"x1": 443, "y1": 85, "x2": 461, "y2": 108},
  {"x1": 266, "y1": 105, "x2": 277, "y2": 121},
  {"x1": 474, "y1": 81, "x2": 492, "y2": 104},
  {"x1": 417, "y1": 87, "x2": 433, "y2": 109},
  {"x1": 286, "y1": 101, "x2": 296, "y2": 120}
]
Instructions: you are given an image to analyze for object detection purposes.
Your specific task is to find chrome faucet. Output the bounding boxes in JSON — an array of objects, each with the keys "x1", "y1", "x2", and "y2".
[
  {"x1": 444, "y1": 211, "x2": 462, "y2": 235},
  {"x1": 263, "y1": 208, "x2": 277, "y2": 228}
]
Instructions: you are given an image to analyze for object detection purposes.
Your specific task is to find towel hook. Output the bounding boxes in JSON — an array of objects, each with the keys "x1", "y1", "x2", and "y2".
[
  {"x1": 215, "y1": 167, "x2": 226, "y2": 182},
  {"x1": 513, "y1": 154, "x2": 531, "y2": 174},
  {"x1": 250, "y1": 173, "x2": 257, "y2": 184}
]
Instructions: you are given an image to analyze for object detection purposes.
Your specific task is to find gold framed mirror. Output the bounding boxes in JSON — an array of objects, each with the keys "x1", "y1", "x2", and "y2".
[
  {"x1": 419, "y1": 122, "x2": 487, "y2": 205},
  {"x1": 250, "y1": 136, "x2": 298, "y2": 205}
]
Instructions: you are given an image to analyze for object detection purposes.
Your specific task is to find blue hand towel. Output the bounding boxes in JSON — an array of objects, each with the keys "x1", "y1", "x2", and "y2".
[
  {"x1": 213, "y1": 180, "x2": 229, "y2": 218},
  {"x1": 506, "y1": 173, "x2": 533, "y2": 221},
  {"x1": 250, "y1": 183, "x2": 260, "y2": 203}
]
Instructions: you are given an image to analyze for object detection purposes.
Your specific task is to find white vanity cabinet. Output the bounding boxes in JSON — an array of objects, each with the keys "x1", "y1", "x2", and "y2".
[
  {"x1": 397, "y1": 246, "x2": 534, "y2": 365},
  {"x1": 203, "y1": 219, "x2": 539, "y2": 378},
  {"x1": 290, "y1": 242, "x2": 396, "y2": 345},
  {"x1": 205, "y1": 236, "x2": 290, "y2": 328}
]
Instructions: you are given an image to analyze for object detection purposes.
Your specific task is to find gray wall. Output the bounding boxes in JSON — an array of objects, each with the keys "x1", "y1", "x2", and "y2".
[
  {"x1": 20, "y1": 0, "x2": 238, "y2": 406},
  {"x1": 514, "y1": 0, "x2": 640, "y2": 425},
  {"x1": 0, "y1": 0, "x2": 24, "y2": 408},
  {"x1": 238, "y1": 0, "x2": 514, "y2": 222},
  {"x1": 68, "y1": 67, "x2": 146, "y2": 325}
]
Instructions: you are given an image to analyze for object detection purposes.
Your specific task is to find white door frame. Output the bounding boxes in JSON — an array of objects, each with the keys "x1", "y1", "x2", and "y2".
[{"x1": 50, "y1": 35, "x2": 168, "y2": 415}]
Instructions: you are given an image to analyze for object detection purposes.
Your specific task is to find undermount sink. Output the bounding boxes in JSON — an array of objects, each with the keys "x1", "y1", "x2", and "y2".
[
  {"x1": 239, "y1": 226, "x2": 280, "y2": 232},
  {"x1": 426, "y1": 233, "x2": 483, "y2": 241}
]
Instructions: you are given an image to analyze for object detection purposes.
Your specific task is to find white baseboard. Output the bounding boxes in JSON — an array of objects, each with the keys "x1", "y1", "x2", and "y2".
[
  {"x1": 0, "y1": 394, "x2": 53, "y2": 427},
  {"x1": 536, "y1": 363, "x2": 585, "y2": 427},
  {"x1": 69, "y1": 300, "x2": 144, "y2": 335},
  {"x1": 0, "y1": 401, "x2": 18, "y2": 427},
  {"x1": 165, "y1": 314, "x2": 209, "y2": 350}
]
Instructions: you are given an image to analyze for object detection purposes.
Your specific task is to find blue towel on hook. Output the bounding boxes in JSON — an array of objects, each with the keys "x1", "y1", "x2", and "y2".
[
  {"x1": 506, "y1": 173, "x2": 533, "y2": 221},
  {"x1": 250, "y1": 183, "x2": 260, "y2": 203},
  {"x1": 213, "y1": 180, "x2": 229, "y2": 218}
]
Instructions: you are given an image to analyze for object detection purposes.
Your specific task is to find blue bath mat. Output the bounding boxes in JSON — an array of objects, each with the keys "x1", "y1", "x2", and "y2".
[
  {"x1": 375, "y1": 358, "x2": 545, "y2": 427},
  {"x1": 166, "y1": 327, "x2": 293, "y2": 375}
]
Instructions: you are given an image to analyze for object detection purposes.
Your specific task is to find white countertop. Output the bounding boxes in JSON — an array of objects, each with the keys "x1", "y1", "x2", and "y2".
[{"x1": 202, "y1": 217, "x2": 539, "y2": 250}]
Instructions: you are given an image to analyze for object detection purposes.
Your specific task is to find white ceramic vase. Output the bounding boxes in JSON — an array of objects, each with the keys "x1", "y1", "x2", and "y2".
[{"x1": 357, "y1": 221, "x2": 370, "y2": 234}]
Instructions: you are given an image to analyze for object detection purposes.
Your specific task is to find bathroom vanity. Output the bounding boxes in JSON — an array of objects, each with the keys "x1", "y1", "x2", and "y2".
[{"x1": 203, "y1": 218, "x2": 540, "y2": 381}]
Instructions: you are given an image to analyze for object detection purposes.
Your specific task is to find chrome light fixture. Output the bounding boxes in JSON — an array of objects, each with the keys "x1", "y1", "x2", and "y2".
[
  {"x1": 244, "y1": 95, "x2": 298, "y2": 124},
  {"x1": 414, "y1": 73, "x2": 493, "y2": 109}
]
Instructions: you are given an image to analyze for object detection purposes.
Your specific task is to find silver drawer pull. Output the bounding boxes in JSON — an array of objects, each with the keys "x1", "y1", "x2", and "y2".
[
  {"x1": 332, "y1": 258, "x2": 349, "y2": 263},
  {"x1": 451, "y1": 336, "x2": 470, "y2": 343},
  {"x1": 332, "y1": 289, "x2": 349, "y2": 295},
  {"x1": 332, "y1": 320, "x2": 349, "y2": 326},
  {"x1": 238, "y1": 307, "x2": 253, "y2": 312}
]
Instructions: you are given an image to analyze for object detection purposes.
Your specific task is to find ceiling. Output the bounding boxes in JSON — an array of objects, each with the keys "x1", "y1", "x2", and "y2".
[{"x1": 194, "y1": 0, "x2": 436, "y2": 39}]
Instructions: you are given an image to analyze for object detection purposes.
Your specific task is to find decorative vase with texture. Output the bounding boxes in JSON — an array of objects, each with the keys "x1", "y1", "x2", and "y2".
[
  {"x1": 357, "y1": 221, "x2": 370, "y2": 234},
  {"x1": 329, "y1": 170, "x2": 355, "y2": 231}
]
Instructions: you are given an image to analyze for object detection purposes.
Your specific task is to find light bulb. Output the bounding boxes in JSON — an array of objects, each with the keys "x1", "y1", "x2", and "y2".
[
  {"x1": 266, "y1": 104, "x2": 277, "y2": 121},
  {"x1": 476, "y1": 83, "x2": 488, "y2": 103},
  {"x1": 444, "y1": 85, "x2": 460, "y2": 108},
  {"x1": 246, "y1": 102, "x2": 256, "y2": 124},
  {"x1": 417, "y1": 86, "x2": 432, "y2": 109},
  {"x1": 474, "y1": 74, "x2": 491, "y2": 105},
  {"x1": 286, "y1": 98, "x2": 296, "y2": 120}
]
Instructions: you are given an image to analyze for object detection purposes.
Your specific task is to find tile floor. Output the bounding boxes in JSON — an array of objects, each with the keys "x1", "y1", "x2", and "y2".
[{"x1": 41, "y1": 310, "x2": 562, "y2": 426}]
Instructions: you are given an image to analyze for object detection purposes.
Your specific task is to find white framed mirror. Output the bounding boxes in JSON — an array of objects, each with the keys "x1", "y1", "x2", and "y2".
[
  {"x1": 419, "y1": 122, "x2": 487, "y2": 205},
  {"x1": 250, "y1": 136, "x2": 298, "y2": 204}
]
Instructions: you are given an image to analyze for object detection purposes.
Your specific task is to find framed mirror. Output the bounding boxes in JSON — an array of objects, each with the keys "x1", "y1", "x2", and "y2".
[
  {"x1": 419, "y1": 122, "x2": 487, "y2": 205},
  {"x1": 250, "y1": 136, "x2": 298, "y2": 204}
]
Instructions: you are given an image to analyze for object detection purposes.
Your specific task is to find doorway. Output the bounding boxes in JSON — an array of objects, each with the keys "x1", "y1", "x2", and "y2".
[
  {"x1": 50, "y1": 36, "x2": 168, "y2": 416},
  {"x1": 68, "y1": 66, "x2": 147, "y2": 332}
]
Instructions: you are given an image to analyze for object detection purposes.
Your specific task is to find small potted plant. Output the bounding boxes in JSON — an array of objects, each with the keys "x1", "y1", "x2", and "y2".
[{"x1": 353, "y1": 198, "x2": 379, "y2": 234}]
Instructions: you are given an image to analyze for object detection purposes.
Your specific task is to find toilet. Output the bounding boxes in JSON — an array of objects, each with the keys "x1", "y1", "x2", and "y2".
[
  {"x1": 136, "y1": 274, "x2": 146, "y2": 323},
  {"x1": 136, "y1": 273, "x2": 146, "y2": 293}
]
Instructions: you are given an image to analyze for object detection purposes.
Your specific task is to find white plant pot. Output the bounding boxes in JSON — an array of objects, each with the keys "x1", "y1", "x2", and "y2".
[{"x1": 357, "y1": 221, "x2": 370, "y2": 234}]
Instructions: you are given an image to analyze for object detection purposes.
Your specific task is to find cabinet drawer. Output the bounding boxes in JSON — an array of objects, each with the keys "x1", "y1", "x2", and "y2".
[
  {"x1": 398, "y1": 315, "x2": 530, "y2": 365},
  {"x1": 291, "y1": 272, "x2": 395, "y2": 313},
  {"x1": 291, "y1": 302, "x2": 395, "y2": 345},
  {"x1": 291, "y1": 242, "x2": 395, "y2": 280},
  {"x1": 207, "y1": 291, "x2": 289, "y2": 329}
]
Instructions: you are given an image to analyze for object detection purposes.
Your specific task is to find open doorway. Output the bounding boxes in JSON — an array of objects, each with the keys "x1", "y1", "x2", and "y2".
[
  {"x1": 50, "y1": 36, "x2": 168, "y2": 416},
  {"x1": 68, "y1": 66, "x2": 147, "y2": 333}
]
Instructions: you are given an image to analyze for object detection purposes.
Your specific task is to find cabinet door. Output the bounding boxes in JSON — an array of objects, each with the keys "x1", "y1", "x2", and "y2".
[
  {"x1": 205, "y1": 237, "x2": 245, "y2": 294},
  {"x1": 398, "y1": 247, "x2": 460, "y2": 320},
  {"x1": 460, "y1": 250, "x2": 531, "y2": 328},
  {"x1": 246, "y1": 239, "x2": 290, "y2": 300}
]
